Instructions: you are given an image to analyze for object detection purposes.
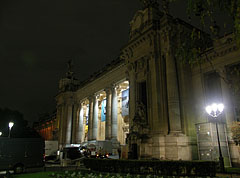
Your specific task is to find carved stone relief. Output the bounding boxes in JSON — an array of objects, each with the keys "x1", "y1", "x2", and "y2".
[{"x1": 128, "y1": 101, "x2": 149, "y2": 144}]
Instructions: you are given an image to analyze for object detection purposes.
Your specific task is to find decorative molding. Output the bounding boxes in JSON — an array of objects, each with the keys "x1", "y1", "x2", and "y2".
[
  {"x1": 127, "y1": 101, "x2": 149, "y2": 145},
  {"x1": 202, "y1": 43, "x2": 238, "y2": 62},
  {"x1": 139, "y1": 0, "x2": 159, "y2": 9},
  {"x1": 130, "y1": 10, "x2": 144, "y2": 33}
]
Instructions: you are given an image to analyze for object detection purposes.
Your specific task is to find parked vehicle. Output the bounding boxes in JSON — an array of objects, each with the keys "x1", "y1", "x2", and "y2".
[
  {"x1": 60, "y1": 146, "x2": 84, "y2": 166},
  {"x1": 0, "y1": 137, "x2": 44, "y2": 173},
  {"x1": 45, "y1": 140, "x2": 58, "y2": 156},
  {"x1": 44, "y1": 140, "x2": 59, "y2": 164},
  {"x1": 62, "y1": 147, "x2": 82, "y2": 160},
  {"x1": 82, "y1": 141, "x2": 112, "y2": 158}
]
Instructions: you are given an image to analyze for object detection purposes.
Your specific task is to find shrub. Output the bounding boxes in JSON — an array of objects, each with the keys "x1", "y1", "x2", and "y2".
[{"x1": 83, "y1": 159, "x2": 216, "y2": 177}]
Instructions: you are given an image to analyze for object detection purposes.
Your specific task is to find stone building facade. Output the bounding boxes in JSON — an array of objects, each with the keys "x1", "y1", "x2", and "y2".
[
  {"x1": 33, "y1": 112, "x2": 57, "y2": 141},
  {"x1": 55, "y1": 0, "x2": 240, "y2": 166}
]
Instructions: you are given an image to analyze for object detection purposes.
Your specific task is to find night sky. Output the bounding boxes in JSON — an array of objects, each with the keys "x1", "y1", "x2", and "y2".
[
  {"x1": 0, "y1": 0, "x2": 232, "y2": 125},
  {"x1": 0, "y1": 0, "x2": 143, "y2": 124}
]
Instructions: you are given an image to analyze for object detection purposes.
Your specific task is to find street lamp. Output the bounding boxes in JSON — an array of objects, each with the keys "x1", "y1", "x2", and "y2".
[
  {"x1": 205, "y1": 103, "x2": 225, "y2": 172},
  {"x1": 0, "y1": 132, "x2": 2, "y2": 136},
  {"x1": 8, "y1": 122, "x2": 14, "y2": 138}
]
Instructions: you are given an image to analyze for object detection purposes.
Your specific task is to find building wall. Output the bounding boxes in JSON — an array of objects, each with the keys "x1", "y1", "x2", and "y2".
[
  {"x1": 56, "y1": 61, "x2": 129, "y2": 150},
  {"x1": 191, "y1": 36, "x2": 240, "y2": 165},
  {"x1": 55, "y1": 2, "x2": 240, "y2": 166},
  {"x1": 34, "y1": 113, "x2": 57, "y2": 141}
]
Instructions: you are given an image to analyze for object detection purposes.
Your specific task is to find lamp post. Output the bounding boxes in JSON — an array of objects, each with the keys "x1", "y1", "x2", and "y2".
[
  {"x1": 8, "y1": 122, "x2": 14, "y2": 138},
  {"x1": 205, "y1": 103, "x2": 225, "y2": 172}
]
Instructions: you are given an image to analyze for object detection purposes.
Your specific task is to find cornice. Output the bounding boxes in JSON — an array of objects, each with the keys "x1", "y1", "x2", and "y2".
[
  {"x1": 78, "y1": 59, "x2": 125, "y2": 89},
  {"x1": 191, "y1": 38, "x2": 239, "y2": 75},
  {"x1": 202, "y1": 42, "x2": 238, "y2": 61},
  {"x1": 121, "y1": 29, "x2": 158, "y2": 60}
]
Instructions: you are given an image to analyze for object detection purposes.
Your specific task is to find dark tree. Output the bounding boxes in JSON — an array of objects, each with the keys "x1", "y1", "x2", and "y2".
[{"x1": 0, "y1": 108, "x2": 40, "y2": 138}]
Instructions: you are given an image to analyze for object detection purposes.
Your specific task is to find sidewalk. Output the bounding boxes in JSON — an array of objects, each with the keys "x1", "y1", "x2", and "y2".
[{"x1": 108, "y1": 155, "x2": 120, "y2": 159}]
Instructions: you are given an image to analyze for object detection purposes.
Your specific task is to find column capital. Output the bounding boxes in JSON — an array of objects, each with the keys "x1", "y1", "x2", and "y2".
[
  {"x1": 87, "y1": 95, "x2": 94, "y2": 102},
  {"x1": 56, "y1": 103, "x2": 64, "y2": 108},
  {"x1": 93, "y1": 94, "x2": 99, "y2": 101},
  {"x1": 78, "y1": 101, "x2": 83, "y2": 107},
  {"x1": 111, "y1": 84, "x2": 120, "y2": 91},
  {"x1": 80, "y1": 99, "x2": 88, "y2": 106},
  {"x1": 104, "y1": 87, "x2": 112, "y2": 94}
]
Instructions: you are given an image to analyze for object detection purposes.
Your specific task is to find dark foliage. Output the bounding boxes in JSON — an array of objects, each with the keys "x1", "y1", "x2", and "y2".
[
  {"x1": 83, "y1": 158, "x2": 216, "y2": 177},
  {"x1": 0, "y1": 108, "x2": 40, "y2": 138}
]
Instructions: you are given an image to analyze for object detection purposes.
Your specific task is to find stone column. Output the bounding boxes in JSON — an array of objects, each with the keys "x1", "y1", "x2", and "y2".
[
  {"x1": 71, "y1": 104, "x2": 78, "y2": 143},
  {"x1": 128, "y1": 64, "x2": 136, "y2": 129},
  {"x1": 165, "y1": 49, "x2": 182, "y2": 133},
  {"x1": 111, "y1": 86, "x2": 118, "y2": 139},
  {"x1": 75, "y1": 103, "x2": 84, "y2": 143},
  {"x1": 60, "y1": 104, "x2": 67, "y2": 146},
  {"x1": 88, "y1": 96, "x2": 94, "y2": 141},
  {"x1": 105, "y1": 88, "x2": 112, "y2": 140},
  {"x1": 65, "y1": 104, "x2": 73, "y2": 144},
  {"x1": 56, "y1": 105, "x2": 61, "y2": 130},
  {"x1": 57, "y1": 104, "x2": 63, "y2": 148},
  {"x1": 220, "y1": 70, "x2": 235, "y2": 125},
  {"x1": 92, "y1": 95, "x2": 98, "y2": 140}
]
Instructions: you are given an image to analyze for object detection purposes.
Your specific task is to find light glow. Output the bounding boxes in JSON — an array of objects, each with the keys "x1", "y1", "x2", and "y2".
[
  {"x1": 205, "y1": 106, "x2": 212, "y2": 115},
  {"x1": 205, "y1": 103, "x2": 224, "y2": 118},
  {"x1": 212, "y1": 103, "x2": 218, "y2": 112},
  {"x1": 218, "y1": 104, "x2": 224, "y2": 113},
  {"x1": 9, "y1": 122, "x2": 14, "y2": 129}
]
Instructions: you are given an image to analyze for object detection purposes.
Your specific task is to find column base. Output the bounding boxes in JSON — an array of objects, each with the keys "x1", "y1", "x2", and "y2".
[
  {"x1": 134, "y1": 134, "x2": 195, "y2": 160},
  {"x1": 168, "y1": 131, "x2": 184, "y2": 136},
  {"x1": 165, "y1": 134, "x2": 192, "y2": 160},
  {"x1": 111, "y1": 138, "x2": 120, "y2": 155}
]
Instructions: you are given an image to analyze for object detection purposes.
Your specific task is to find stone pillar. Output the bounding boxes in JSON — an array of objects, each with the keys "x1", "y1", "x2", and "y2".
[
  {"x1": 220, "y1": 71, "x2": 235, "y2": 125},
  {"x1": 111, "y1": 86, "x2": 118, "y2": 139},
  {"x1": 65, "y1": 104, "x2": 73, "y2": 144},
  {"x1": 75, "y1": 103, "x2": 84, "y2": 143},
  {"x1": 88, "y1": 96, "x2": 94, "y2": 141},
  {"x1": 128, "y1": 64, "x2": 136, "y2": 129},
  {"x1": 105, "y1": 88, "x2": 112, "y2": 140},
  {"x1": 92, "y1": 95, "x2": 98, "y2": 140},
  {"x1": 71, "y1": 104, "x2": 78, "y2": 143},
  {"x1": 60, "y1": 104, "x2": 67, "y2": 146},
  {"x1": 149, "y1": 53, "x2": 169, "y2": 134},
  {"x1": 166, "y1": 50, "x2": 182, "y2": 133},
  {"x1": 56, "y1": 105, "x2": 61, "y2": 130},
  {"x1": 57, "y1": 104, "x2": 64, "y2": 148}
]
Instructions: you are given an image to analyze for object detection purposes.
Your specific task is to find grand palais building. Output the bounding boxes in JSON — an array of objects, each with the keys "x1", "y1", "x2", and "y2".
[{"x1": 34, "y1": 0, "x2": 240, "y2": 167}]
